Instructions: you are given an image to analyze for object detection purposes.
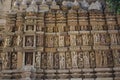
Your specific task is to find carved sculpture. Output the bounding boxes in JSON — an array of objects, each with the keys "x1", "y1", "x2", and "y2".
[
  {"x1": 59, "y1": 36, "x2": 64, "y2": 47},
  {"x1": 17, "y1": 36, "x2": 22, "y2": 46},
  {"x1": 70, "y1": 35, "x2": 76, "y2": 46},
  {"x1": 95, "y1": 51, "x2": 103, "y2": 67},
  {"x1": 26, "y1": 36, "x2": 34, "y2": 47},
  {"x1": 59, "y1": 52, "x2": 65, "y2": 69},
  {"x1": 66, "y1": 52, "x2": 71, "y2": 69},
  {"x1": 83, "y1": 51, "x2": 90, "y2": 68},
  {"x1": 71, "y1": 51, "x2": 78, "y2": 68},
  {"x1": 35, "y1": 52, "x2": 41, "y2": 68},
  {"x1": 110, "y1": 34, "x2": 117, "y2": 44},
  {"x1": 78, "y1": 52, "x2": 84, "y2": 68},
  {"x1": 47, "y1": 52, "x2": 53, "y2": 69},
  {"x1": 4, "y1": 36, "x2": 12, "y2": 47},
  {"x1": 82, "y1": 34, "x2": 89, "y2": 45},
  {"x1": 53, "y1": 53, "x2": 59, "y2": 69}
]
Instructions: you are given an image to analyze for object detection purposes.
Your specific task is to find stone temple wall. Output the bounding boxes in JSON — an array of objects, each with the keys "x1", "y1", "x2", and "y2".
[{"x1": 0, "y1": 0, "x2": 120, "y2": 80}]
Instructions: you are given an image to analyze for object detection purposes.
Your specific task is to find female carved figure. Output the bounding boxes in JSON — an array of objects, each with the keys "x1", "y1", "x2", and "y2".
[
  {"x1": 17, "y1": 36, "x2": 22, "y2": 46},
  {"x1": 59, "y1": 52, "x2": 65, "y2": 69},
  {"x1": 35, "y1": 52, "x2": 41, "y2": 68}
]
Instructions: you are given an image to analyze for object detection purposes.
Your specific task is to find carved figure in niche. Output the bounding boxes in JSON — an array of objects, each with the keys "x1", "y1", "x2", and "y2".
[
  {"x1": 59, "y1": 52, "x2": 65, "y2": 69},
  {"x1": 81, "y1": 25, "x2": 88, "y2": 30},
  {"x1": 100, "y1": 34, "x2": 106, "y2": 44},
  {"x1": 66, "y1": 52, "x2": 71, "y2": 69},
  {"x1": 70, "y1": 35, "x2": 76, "y2": 46},
  {"x1": 26, "y1": 25, "x2": 34, "y2": 31},
  {"x1": 59, "y1": 36, "x2": 64, "y2": 47},
  {"x1": 110, "y1": 34, "x2": 117, "y2": 44},
  {"x1": 2, "y1": 53, "x2": 8, "y2": 69},
  {"x1": 41, "y1": 53, "x2": 47, "y2": 69},
  {"x1": 78, "y1": 52, "x2": 84, "y2": 68},
  {"x1": 90, "y1": 51, "x2": 95, "y2": 68},
  {"x1": 65, "y1": 35, "x2": 70, "y2": 46},
  {"x1": 59, "y1": 26, "x2": 64, "y2": 32},
  {"x1": 95, "y1": 51, "x2": 103, "y2": 67},
  {"x1": 53, "y1": 53, "x2": 59, "y2": 69},
  {"x1": 4, "y1": 36, "x2": 12, "y2": 47},
  {"x1": 47, "y1": 53, "x2": 53, "y2": 69},
  {"x1": 17, "y1": 36, "x2": 22, "y2": 46},
  {"x1": 83, "y1": 51, "x2": 90, "y2": 68},
  {"x1": 36, "y1": 35, "x2": 43, "y2": 47},
  {"x1": 54, "y1": 36, "x2": 58, "y2": 47},
  {"x1": 117, "y1": 34, "x2": 120, "y2": 44},
  {"x1": 82, "y1": 34, "x2": 89, "y2": 45},
  {"x1": 25, "y1": 52, "x2": 33, "y2": 65},
  {"x1": 11, "y1": 52, "x2": 17, "y2": 69},
  {"x1": 102, "y1": 51, "x2": 108, "y2": 67},
  {"x1": 26, "y1": 36, "x2": 34, "y2": 47},
  {"x1": 71, "y1": 52, "x2": 78, "y2": 68},
  {"x1": 93, "y1": 33, "x2": 100, "y2": 45},
  {"x1": 77, "y1": 35, "x2": 82, "y2": 45},
  {"x1": 70, "y1": 26, "x2": 75, "y2": 31},
  {"x1": 107, "y1": 51, "x2": 113, "y2": 67},
  {"x1": 49, "y1": 36, "x2": 53, "y2": 47},
  {"x1": 113, "y1": 50, "x2": 120, "y2": 66},
  {"x1": 35, "y1": 52, "x2": 41, "y2": 68}
]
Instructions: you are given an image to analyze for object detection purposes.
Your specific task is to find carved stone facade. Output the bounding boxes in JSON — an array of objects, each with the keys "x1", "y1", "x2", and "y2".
[{"x1": 0, "y1": 0, "x2": 120, "y2": 80}]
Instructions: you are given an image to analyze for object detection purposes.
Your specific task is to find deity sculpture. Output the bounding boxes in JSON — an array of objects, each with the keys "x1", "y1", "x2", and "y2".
[
  {"x1": 71, "y1": 51, "x2": 78, "y2": 68},
  {"x1": 26, "y1": 37, "x2": 33, "y2": 47},
  {"x1": 4, "y1": 36, "x2": 12, "y2": 47},
  {"x1": 83, "y1": 51, "x2": 90, "y2": 68},
  {"x1": 110, "y1": 34, "x2": 117, "y2": 45},
  {"x1": 78, "y1": 52, "x2": 84, "y2": 68},
  {"x1": 90, "y1": 51, "x2": 95, "y2": 68},
  {"x1": 17, "y1": 36, "x2": 22, "y2": 46},
  {"x1": 59, "y1": 36, "x2": 64, "y2": 47},
  {"x1": 36, "y1": 35, "x2": 43, "y2": 47},
  {"x1": 82, "y1": 34, "x2": 89, "y2": 45},
  {"x1": 54, "y1": 36, "x2": 58, "y2": 47},
  {"x1": 59, "y1": 52, "x2": 65, "y2": 69},
  {"x1": 35, "y1": 52, "x2": 41, "y2": 68},
  {"x1": 93, "y1": 33, "x2": 100, "y2": 45},
  {"x1": 70, "y1": 35, "x2": 76, "y2": 46},
  {"x1": 102, "y1": 51, "x2": 108, "y2": 67},
  {"x1": 47, "y1": 53, "x2": 53, "y2": 69},
  {"x1": 53, "y1": 53, "x2": 59, "y2": 69},
  {"x1": 41, "y1": 53, "x2": 47, "y2": 69},
  {"x1": 95, "y1": 51, "x2": 103, "y2": 67},
  {"x1": 66, "y1": 52, "x2": 71, "y2": 69}
]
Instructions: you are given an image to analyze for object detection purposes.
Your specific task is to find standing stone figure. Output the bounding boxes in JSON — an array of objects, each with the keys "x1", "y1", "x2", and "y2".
[
  {"x1": 35, "y1": 52, "x2": 41, "y2": 68},
  {"x1": 71, "y1": 51, "x2": 78, "y2": 68},
  {"x1": 17, "y1": 36, "x2": 22, "y2": 46},
  {"x1": 4, "y1": 36, "x2": 12, "y2": 47},
  {"x1": 59, "y1": 52, "x2": 65, "y2": 69},
  {"x1": 83, "y1": 51, "x2": 90, "y2": 68}
]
